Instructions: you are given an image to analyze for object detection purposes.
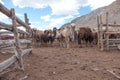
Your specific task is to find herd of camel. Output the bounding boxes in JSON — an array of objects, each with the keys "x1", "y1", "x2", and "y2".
[{"x1": 19, "y1": 24, "x2": 120, "y2": 48}]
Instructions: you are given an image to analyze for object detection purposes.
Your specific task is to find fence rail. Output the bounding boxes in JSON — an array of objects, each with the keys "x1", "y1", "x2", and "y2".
[
  {"x1": 0, "y1": 3, "x2": 32, "y2": 73},
  {"x1": 97, "y1": 12, "x2": 120, "y2": 51}
]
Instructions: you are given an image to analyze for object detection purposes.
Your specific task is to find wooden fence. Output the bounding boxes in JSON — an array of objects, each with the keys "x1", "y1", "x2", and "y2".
[
  {"x1": 97, "y1": 12, "x2": 120, "y2": 51},
  {"x1": 0, "y1": 3, "x2": 32, "y2": 72}
]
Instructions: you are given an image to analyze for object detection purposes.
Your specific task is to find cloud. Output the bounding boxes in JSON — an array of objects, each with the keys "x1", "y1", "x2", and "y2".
[
  {"x1": 12, "y1": 0, "x2": 88, "y2": 16},
  {"x1": 0, "y1": 0, "x2": 4, "y2": 4},
  {"x1": 16, "y1": 13, "x2": 24, "y2": 17},
  {"x1": 40, "y1": 15, "x2": 74, "y2": 30},
  {"x1": 32, "y1": 15, "x2": 74, "y2": 30},
  {"x1": 49, "y1": 0, "x2": 87, "y2": 15},
  {"x1": 30, "y1": 22, "x2": 47, "y2": 30},
  {"x1": 40, "y1": 15, "x2": 51, "y2": 22},
  {"x1": 0, "y1": 12, "x2": 24, "y2": 24},
  {"x1": 12, "y1": 0, "x2": 50, "y2": 8},
  {"x1": 87, "y1": 0, "x2": 116, "y2": 10},
  {"x1": 12, "y1": 0, "x2": 116, "y2": 15},
  {"x1": 11, "y1": 0, "x2": 116, "y2": 30}
]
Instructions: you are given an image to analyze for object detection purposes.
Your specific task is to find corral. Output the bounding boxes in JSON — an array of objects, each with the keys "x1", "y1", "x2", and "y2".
[
  {"x1": 0, "y1": 2, "x2": 120, "y2": 80},
  {"x1": 97, "y1": 12, "x2": 120, "y2": 51}
]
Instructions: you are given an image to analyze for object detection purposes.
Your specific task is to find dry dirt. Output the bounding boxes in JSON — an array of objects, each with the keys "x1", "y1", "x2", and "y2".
[{"x1": 0, "y1": 46, "x2": 120, "y2": 80}]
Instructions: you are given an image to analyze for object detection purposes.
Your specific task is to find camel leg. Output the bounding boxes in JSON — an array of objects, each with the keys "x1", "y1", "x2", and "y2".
[
  {"x1": 78, "y1": 39, "x2": 82, "y2": 48},
  {"x1": 66, "y1": 37, "x2": 70, "y2": 48}
]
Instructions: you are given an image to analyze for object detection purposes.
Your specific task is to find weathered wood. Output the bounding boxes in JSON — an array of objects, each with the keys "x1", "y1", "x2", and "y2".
[
  {"x1": 97, "y1": 16, "x2": 100, "y2": 48},
  {"x1": 106, "y1": 12, "x2": 109, "y2": 50},
  {"x1": 97, "y1": 12, "x2": 120, "y2": 51},
  {"x1": 0, "y1": 23, "x2": 21, "y2": 27},
  {"x1": 20, "y1": 39, "x2": 31, "y2": 44},
  {"x1": 0, "y1": 22, "x2": 12, "y2": 31},
  {"x1": 0, "y1": 50, "x2": 14, "y2": 54},
  {"x1": 0, "y1": 55, "x2": 16, "y2": 72},
  {"x1": 21, "y1": 48, "x2": 32, "y2": 56},
  {"x1": 100, "y1": 15, "x2": 103, "y2": 51},
  {"x1": 0, "y1": 4, "x2": 32, "y2": 73},
  {"x1": 0, "y1": 48, "x2": 32, "y2": 73},
  {"x1": 0, "y1": 3, "x2": 30, "y2": 29},
  {"x1": 109, "y1": 39, "x2": 120, "y2": 41},
  {"x1": 109, "y1": 45, "x2": 118, "y2": 47},
  {"x1": 105, "y1": 31, "x2": 120, "y2": 34},
  {"x1": 0, "y1": 39, "x2": 31, "y2": 49},
  {"x1": 24, "y1": 13, "x2": 29, "y2": 34},
  {"x1": 109, "y1": 39, "x2": 120, "y2": 43},
  {"x1": 0, "y1": 21, "x2": 28, "y2": 34},
  {"x1": 24, "y1": 13, "x2": 31, "y2": 48},
  {"x1": 103, "y1": 24, "x2": 120, "y2": 27},
  {"x1": 0, "y1": 43, "x2": 14, "y2": 49},
  {"x1": 24, "y1": 13, "x2": 30, "y2": 25},
  {"x1": 107, "y1": 70, "x2": 120, "y2": 79},
  {"x1": 0, "y1": 31, "x2": 13, "y2": 34},
  {"x1": 118, "y1": 44, "x2": 120, "y2": 50},
  {"x1": 11, "y1": 8, "x2": 24, "y2": 70},
  {"x1": 0, "y1": 47, "x2": 15, "y2": 52}
]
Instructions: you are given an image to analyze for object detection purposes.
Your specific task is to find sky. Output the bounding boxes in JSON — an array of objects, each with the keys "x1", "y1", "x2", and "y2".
[{"x1": 0, "y1": 0, "x2": 116, "y2": 30}]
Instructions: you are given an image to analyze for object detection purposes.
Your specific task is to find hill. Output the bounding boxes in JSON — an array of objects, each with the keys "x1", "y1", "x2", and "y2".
[{"x1": 61, "y1": 0, "x2": 120, "y2": 30}]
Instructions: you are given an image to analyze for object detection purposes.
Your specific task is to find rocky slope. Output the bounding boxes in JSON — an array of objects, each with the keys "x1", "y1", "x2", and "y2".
[{"x1": 62, "y1": 0, "x2": 120, "y2": 30}]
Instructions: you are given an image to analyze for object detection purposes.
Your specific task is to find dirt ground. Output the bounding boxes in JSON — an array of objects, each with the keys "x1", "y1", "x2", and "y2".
[{"x1": 0, "y1": 46, "x2": 120, "y2": 80}]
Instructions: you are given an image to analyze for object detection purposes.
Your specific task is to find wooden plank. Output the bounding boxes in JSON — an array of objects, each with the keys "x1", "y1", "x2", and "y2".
[
  {"x1": 100, "y1": 15, "x2": 104, "y2": 51},
  {"x1": 105, "y1": 31, "x2": 120, "y2": 34},
  {"x1": 0, "y1": 39, "x2": 31, "y2": 44},
  {"x1": 20, "y1": 39, "x2": 31, "y2": 44},
  {"x1": 21, "y1": 48, "x2": 32, "y2": 57},
  {"x1": 0, "y1": 48, "x2": 32, "y2": 73},
  {"x1": 24, "y1": 13, "x2": 30, "y2": 25},
  {"x1": 0, "y1": 3, "x2": 30, "y2": 29},
  {"x1": 0, "y1": 31, "x2": 13, "y2": 34},
  {"x1": 0, "y1": 55, "x2": 16, "y2": 72},
  {"x1": 103, "y1": 24, "x2": 120, "y2": 27},
  {"x1": 107, "y1": 70, "x2": 120, "y2": 79},
  {"x1": 0, "y1": 44, "x2": 14, "y2": 49},
  {"x1": 0, "y1": 50, "x2": 14, "y2": 54},
  {"x1": 109, "y1": 39, "x2": 120, "y2": 41},
  {"x1": 0, "y1": 23, "x2": 21, "y2": 27},
  {"x1": 109, "y1": 45, "x2": 118, "y2": 47},
  {"x1": 109, "y1": 41, "x2": 120, "y2": 44},
  {"x1": 102, "y1": 38, "x2": 120, "y2": 44},
  {"x1": 0, "y1": 47, "x2": 15, "y2": 53},
  {"x1": 0, "y1": 21, "x2": 28, "y2": 34},
  {"x1": 118, "y1": 44, "x2": 120, "y2": 50},
  {"x1": 11, "y1": 8, "x2": 24, "y2": 70},
  {"x1": 106, "y1": 12, "x2": 109, "y2": 50},
  {"x1": 97, "y1": 16, "x2": 100, "y2": 48},
  {"x1": 0, "y1": 39, "x2": 31, "y2": 50}
]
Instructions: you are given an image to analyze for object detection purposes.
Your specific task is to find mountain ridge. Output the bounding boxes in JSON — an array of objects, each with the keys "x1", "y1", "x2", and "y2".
[{"x1": 61, "y1": 0, "x2": 120, "y2": 30}]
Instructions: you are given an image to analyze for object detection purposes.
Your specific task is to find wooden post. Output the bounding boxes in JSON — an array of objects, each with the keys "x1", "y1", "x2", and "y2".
[
  {"x1": 24, "y1": 13, "x2": 31, "y2": 48},
  {"x1": 97, "y1": 16, "x2": 100, "y2": 48},
  {"x1": 11, "y1": 8, "x2": 24, "y2": 70},
  {"x1": 0, "y1": 3, "x2": 30, "y2": 29},
  {"x1": 24, "y1": 13, "x2": 29, "y2": 37},
  {"x1": 24, "y1": 13, "x2": 29, "y2": 25},
  {"x1": 106, "y1": 12, "x2": 109, "y2": 50},
  {"x1": 100, "y1": 15, "x2": 103, "y2": 51}
]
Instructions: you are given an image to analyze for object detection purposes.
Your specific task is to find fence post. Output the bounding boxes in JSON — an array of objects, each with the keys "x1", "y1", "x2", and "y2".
[
  {"x1": 100, "y1": 15, "x2": 103, "y2": 51},
  {"x1": 97, "y1": 16, "x2": 100, "y2": 48},
  {"x1": 24, "y1": 13, "x2": 29, "y2": 34},
  {"x1": 106, "y1": 12, "x2": 109, "y2": 50},
  {"x1": 24, "y1": 13, "x2": 32, "y2": 48},
  {"x1": 11, "y1": 8, "x2": 24, "y2": 70}
]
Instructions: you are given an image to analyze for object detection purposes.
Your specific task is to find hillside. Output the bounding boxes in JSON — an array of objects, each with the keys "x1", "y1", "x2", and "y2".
[{"x1": 62, "y1": 0, "x2": 120, "y2": 30}]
